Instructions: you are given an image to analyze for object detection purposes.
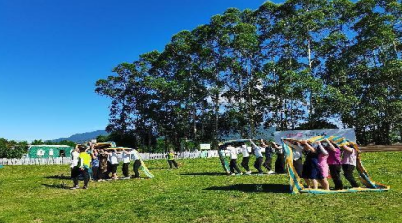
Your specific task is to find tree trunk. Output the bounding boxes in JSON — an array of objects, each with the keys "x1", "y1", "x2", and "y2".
[
  {"x1": 247, "y1": 57, "x2": 255, "y2": 138},
  {"x1": 214, "y1": 91, "x2": 219, "y2": 146}
]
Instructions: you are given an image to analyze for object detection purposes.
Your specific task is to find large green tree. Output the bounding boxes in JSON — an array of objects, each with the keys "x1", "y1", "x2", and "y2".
[{"x1": 96, "y1": 0, "x2": 402, "y2": 148}]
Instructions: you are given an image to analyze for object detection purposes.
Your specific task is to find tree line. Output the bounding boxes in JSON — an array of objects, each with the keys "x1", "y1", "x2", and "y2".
[
  {"x1": 95, "y1": 0, "x2": 401, "y2": 150},
  {"x1": 0, "y1": 138, "x2": 76, "y2": 158}
]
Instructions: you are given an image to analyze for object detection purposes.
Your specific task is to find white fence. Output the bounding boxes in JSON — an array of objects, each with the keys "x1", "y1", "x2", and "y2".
[{"x1": 0, "y1": 150, "x2": 219, "y2": 166}]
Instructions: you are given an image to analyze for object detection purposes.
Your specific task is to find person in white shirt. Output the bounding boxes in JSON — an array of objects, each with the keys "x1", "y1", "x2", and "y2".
[
  {"x1": 227, "y1": 145, "x2": 242, "y2": 175},
  {"x1": 284, "y1": 140, "x2": 304, "y2": 177},
  {"x1": 105, "y1": 149, "x2": 119, "y2": 180},
  {"x1": 121, "y1": 149, "x2": 132, "y2": 179},
  {"x1": 70, "y1": 147, "x2": 81, "y2": 188},
  {"x1": 250, "y1": 139, "x2": 264, "y2": 175},
  {"x1": 240, "y1": 144, "x2": 251, "y2": 175},
  {"x1": 70, "y1": 147, "x2": 80, "y2": 168}
]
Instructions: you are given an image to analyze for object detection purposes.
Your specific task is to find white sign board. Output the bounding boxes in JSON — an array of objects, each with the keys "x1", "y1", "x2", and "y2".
[
  {"x1": 199, "y1": 144, "x2": 211, "y2": 150},
  {"x1": 220, "y1": 127, "x2": 276, "y2": 141},
  {"x1": 274, "y1": 128, "x2": 356, "y2": 144}
]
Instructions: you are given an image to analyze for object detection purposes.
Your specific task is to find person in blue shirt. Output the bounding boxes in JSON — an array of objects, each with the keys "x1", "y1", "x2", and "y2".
[{"x1": 90, "y1": 147, "x2": 100, "y2": 181}]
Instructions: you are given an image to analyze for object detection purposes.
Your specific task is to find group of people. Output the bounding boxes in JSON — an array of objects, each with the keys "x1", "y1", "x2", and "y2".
[
  {"x1": 220, "y1": 138, "x2": 360, "y2": 190},
  {"x1": 69, "y1": 144, "x2": 143, "y2": 190},
  {"x1": 69, "y1": 138, "x2": 359, "y2": 191},
  {"x1": 284, "y1": 138, "x2": 359, "y2": 190},
  {"x1": 70, "y1": 145, "x2": 179, "y2": 189},
  {"x1": 221, "y1": 139, "x2": 286, "y2": 176}
]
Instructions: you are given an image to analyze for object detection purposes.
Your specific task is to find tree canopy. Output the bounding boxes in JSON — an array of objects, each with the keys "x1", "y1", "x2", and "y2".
[{"x1": 96, "y1": 0, "x2": 402, "y2": 150}]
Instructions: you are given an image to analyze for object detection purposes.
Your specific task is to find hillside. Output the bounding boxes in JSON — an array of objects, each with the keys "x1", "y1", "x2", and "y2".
[{"x1": 51, "y1": 130, "x2": 108, "y2": 143}]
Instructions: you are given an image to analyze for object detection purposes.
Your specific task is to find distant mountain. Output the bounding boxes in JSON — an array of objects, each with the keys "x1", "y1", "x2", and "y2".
[{"x1": 51, "y1": 130, "x2": 108, "y2": 143}]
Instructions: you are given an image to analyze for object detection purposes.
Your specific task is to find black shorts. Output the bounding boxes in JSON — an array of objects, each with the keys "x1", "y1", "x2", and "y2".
[
  {"x1": 111, "y1": 164, "x2": 118, "y2": 173},
  {"x1": 71, "y1": 166, "x2": 80, "y2": 178}
]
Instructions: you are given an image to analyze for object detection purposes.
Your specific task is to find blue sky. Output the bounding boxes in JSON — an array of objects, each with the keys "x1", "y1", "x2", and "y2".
[{"x1": 0, "y1": 0, "x2": 280, "y2": 141}]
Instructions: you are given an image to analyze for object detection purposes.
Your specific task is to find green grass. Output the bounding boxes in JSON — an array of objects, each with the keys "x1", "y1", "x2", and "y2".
[{"x1": 1, "y1": 152, "x2": 402, "y2": 223}]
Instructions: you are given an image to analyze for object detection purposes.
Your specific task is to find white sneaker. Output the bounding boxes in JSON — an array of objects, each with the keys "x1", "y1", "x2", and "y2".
[
  {"x1": 268, "y1": 170, "x2": 275, "y2": 175},
  {"x1": 245, "y1": 171, "x2": 252, "y2": 175},
  {"x1": 231, "y1": 173, "x2": 236, "y2": 176}
]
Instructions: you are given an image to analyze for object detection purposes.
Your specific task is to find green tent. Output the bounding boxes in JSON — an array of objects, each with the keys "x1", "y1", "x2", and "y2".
[{"x1": 28, "y1": 145, "x2": 73, "y2": 158}]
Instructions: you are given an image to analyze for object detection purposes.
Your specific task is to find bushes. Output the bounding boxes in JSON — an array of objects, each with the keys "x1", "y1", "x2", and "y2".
[{"x1": 0, "y1": 138, "x2": 28, "y2": 158}]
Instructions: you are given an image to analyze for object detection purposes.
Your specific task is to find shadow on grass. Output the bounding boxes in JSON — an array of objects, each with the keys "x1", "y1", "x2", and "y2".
[
  {"x1": 147, "y1": 167, "x2": 169, "y2": 170},
  {"x1": 45, "y1": 175, "x2": 71, "y2": 180},
  {"x1": 42, "y1": 183, "x2": 69, "y2": 189},
  {"x1": 180, "y1": 172, "x2": 228, "y2": 176},
  {"x1": 204, "y1": 184, "x2": 290, "y2": 193}
]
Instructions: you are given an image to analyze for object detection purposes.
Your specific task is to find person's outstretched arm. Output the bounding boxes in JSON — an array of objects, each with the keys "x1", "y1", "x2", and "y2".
[
  {"x1": 341, "y1": 144, "x2": 354, "y2": 153},
  {"x1": 301, "y1": 140, "x2": 315, "y2": 152},
  {"x1": 249, "y1": 140, "x2": 257, "y2": 148},
  {"x1": 324, "y1": 139, "x2": 337, "y2": 151},
  {"x1": 316, "y1": 141, "x2": 328, "y2": 155}
]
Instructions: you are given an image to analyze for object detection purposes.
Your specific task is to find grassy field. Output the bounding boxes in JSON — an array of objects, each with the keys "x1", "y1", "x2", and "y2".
[{"x1": 0, "y1": 152, "x2": 401, "y2": 223}]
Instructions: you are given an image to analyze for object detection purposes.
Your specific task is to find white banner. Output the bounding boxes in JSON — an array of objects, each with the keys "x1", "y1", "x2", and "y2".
[
  {"x1": 274, "y1": 128, "x2": 356, "y2": 144},
  {"x1": 199, "y1": 144, "x2": 211, "y2": 150}
]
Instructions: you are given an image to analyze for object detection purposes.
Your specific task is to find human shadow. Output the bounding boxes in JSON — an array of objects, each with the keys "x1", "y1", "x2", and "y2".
[
  {"x1": 147, "y1": 167, "x2": 168, "y2": 170},
  {"x1": 44, "y1": 175, "x2": 71, "y2": 180},
  {"x1": 42, "y1": 183, "x2": 69, "y2": 189},
  {"x1": 204, "y1": 184, "x2": 290, "y2": 193},
  {"x1": 180, "y1": 172, "x2": 228, "y2": 176}
]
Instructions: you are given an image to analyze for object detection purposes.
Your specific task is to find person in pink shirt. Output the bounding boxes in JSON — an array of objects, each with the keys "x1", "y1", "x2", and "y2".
[
  {"x1": 324, "y1": 139, "x2": 343, "y2": 190},
  {"x1": 316, "y1": 141, "x2": 329, "y2": 190},
  {"x1": 341, "y1": 143, "x2": 359, "y2": 188}
]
